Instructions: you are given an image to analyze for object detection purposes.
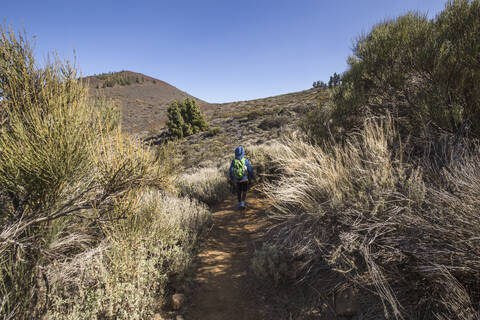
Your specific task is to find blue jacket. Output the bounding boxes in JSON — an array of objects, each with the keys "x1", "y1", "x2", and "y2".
[{"x1": 229, "y1": 146, "x2": 254, "y2": 182}]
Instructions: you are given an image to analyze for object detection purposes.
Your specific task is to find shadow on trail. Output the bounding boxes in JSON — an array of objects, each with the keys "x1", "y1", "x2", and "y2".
[{"x1": 184, "y1": 192, "x2": 268, "y2": 320}]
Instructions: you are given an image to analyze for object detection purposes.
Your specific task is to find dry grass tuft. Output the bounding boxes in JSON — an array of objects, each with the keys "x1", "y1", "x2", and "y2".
[
  {"x1": 176, "y1": 142, "x2": 284, "y2": 206},
  {"x1": 263, "y1": 117, "x2": 480, "y2": 319},
  {"x1": 176, "y1": 165, "x2": 231, "y2": 205},
  {"x1": 45, "y1": 191, "x2": 211, "y2": 320},
  {"x1": 244, "y1": 142, "x2": 283, "y2": 184}
]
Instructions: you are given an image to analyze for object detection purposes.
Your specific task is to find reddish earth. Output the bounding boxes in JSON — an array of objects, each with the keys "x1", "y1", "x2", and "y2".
[
  {"x1": 83, "y1": 71, "x2": 211, "y2": 134},
  {"x1": 184, "y1": 191, "x2": 268, "y2": 320}
]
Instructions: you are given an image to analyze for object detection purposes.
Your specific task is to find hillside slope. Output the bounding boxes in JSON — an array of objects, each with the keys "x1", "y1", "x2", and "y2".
[
  {"x1": 167, "y1": 87, "x2": 327, "y2": 168},
  {"x1": 83, "y1": 71, "x2": 210, "y2": 134}
]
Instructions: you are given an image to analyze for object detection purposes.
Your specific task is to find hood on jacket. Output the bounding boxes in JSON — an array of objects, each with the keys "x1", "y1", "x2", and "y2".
[{"x1": 235, "y1": 146, "x2": 244, "y2": 160}]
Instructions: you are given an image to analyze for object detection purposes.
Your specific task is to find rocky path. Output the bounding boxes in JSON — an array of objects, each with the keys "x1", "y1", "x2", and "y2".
[{"x1": 184, "y1": 191, "x2": 268, "y2": 320}]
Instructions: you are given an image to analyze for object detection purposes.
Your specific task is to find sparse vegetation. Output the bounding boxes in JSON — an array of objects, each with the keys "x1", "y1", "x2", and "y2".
[
  {"x1": 170, "y1": 88, "x2": 326, "y2": 170},
  {"x1": 96, "y1": 71, "x2": 144, "y2": 87}
]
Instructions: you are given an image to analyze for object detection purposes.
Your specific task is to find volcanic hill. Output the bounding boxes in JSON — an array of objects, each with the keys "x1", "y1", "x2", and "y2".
[{"x1": 83, "y1": 71, "x2": 210, "y2": 134}]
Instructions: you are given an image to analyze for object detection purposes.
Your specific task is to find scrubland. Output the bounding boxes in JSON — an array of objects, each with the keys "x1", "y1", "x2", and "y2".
[
  {"x1": 0, "y1": 28, "x2": 211, "y2": 319},
  {"x1": 260, "y1": 120, "x2": 480, "y2": 319},
  {"x1": 251, "y1": 1, "x2": 480, "y2": 319},
  {"x1": 2, "y1": 0, "x2": 480, "y2": 319},
  {"x1": 162, "y1": 5, "x2": 480, "y2": 319}
]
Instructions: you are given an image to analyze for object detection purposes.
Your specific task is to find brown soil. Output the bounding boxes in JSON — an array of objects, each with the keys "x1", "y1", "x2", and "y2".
[
  {"x1": 173, "y1": 87, "x2": 328, "y2": 168},
  {"x1": 83, "y1": 71, "x2": 211, "y2": 134},
  {"x1": 184, "y1": 191, "x2": 268, "y2": 320}
]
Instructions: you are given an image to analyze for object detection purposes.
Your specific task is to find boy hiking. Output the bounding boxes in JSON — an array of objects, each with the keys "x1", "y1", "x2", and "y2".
[{"x1": 229, "y1": 146, "x2": 254, "y2": 209}]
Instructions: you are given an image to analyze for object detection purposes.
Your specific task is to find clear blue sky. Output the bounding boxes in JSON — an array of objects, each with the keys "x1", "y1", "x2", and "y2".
[{"x1": 4, "y1": 0, "x2": 446, "y2": 103}]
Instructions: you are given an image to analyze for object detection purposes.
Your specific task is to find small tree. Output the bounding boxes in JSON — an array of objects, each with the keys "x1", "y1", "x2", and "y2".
[
  {"x1": 328, "y1": 72, "x2": 342, "y2": 88},
  {"x1": 166, "y1": 102, "x2": 185, "y2": 138},
  {"x1": 167, "y1": 98, "x2": 208, "y2": 139},
  {"x1": 0, "y1": 26, "x2": 167, "y2": 318},
  {"x1": 183, "y1": 98, "x2": 208, "y2": 133},
  {"x1": 313, "y1": 80, "x2": 327, "y2": 89}
]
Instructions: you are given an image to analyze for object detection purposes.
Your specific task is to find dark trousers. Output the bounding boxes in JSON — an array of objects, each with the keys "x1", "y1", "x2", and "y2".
[{"x1": 236, "y1": 181, "x2": 248, "y2": 202}]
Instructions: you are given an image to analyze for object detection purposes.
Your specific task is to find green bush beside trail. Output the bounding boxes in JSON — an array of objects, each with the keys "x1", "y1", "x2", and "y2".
[{"x1": 305, "y1": 0, "x2": 480, "y2": 142}]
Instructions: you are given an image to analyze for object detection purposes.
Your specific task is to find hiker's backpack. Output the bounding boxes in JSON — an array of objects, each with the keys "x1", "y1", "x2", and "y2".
[{"x1": 233, "y1": 158, "x2": 247, "y2": 179}]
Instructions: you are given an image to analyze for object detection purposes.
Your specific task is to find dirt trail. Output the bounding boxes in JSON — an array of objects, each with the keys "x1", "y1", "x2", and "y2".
[{"x1": 185, "y1": 191, "x2": 268, "y2": 320}]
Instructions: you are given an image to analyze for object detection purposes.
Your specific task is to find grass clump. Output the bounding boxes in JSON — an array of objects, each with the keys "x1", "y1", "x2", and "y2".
[
  {"x1": 177, "y1": 165, "x2": 230, "y2": 206},
  {"x1": 244, "y1": 143, "x2": 283, "y2": 184},
  {"x1": 263, "y1": 117, "x2": 480, "y2": 319},
  {"x1": 205, "y1": 126, "x2": 222, "y2": 137}
]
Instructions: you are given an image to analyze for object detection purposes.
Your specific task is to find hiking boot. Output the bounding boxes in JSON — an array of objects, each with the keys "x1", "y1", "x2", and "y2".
[{"x1": 239, "y1": 201, "x2": 246, "y2": 209}]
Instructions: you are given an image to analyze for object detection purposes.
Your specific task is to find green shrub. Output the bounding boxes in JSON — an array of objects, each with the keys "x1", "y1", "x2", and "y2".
[
  {"x1": 311, "y1": 0, "x2": 480, "y2": 141},
  {"x1": 166, "y1": 103, "x2": 185, "y2": 138},
  {"x1": 0, "y1": 27, "x2": 172, "y2": 319},
  {"x1": 206, "y1": 126, "x2": 222, "y2": 137},
  {"x1": 167, "y1": 98, "x2": 209, "y2": 139}
]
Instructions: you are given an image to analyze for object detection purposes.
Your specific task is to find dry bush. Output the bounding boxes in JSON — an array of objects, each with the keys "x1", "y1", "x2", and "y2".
[
  {"x1": 45, "y1": 191, "x2": 211, "y2": 320},
  {"x1": 244, "y1": 142, "x2": 283, "y2": 184},
  {"x1": 251, "y1": 243, "x2": 289, "y2": 287},
  {"x1": 177, "y1": 165, "x2": 231, "y2": 205},
  {"x1": 258, "y1": 115, "x2": 290, "y2": 130},
  {"x1": 176, "y1": 143, "x2": 281, "y2": 204},
  {"x1": 0, "y1": 27, "x2": 179, "y2": 319},
  {"x1": 263, "y1": 117, "x2": 480, "y2": 319}
]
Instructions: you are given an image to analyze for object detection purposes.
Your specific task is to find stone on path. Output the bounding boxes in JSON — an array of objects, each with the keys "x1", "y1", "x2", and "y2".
[{"x1": 172, "y1": 293, "x2": 185, "y2": 310}]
